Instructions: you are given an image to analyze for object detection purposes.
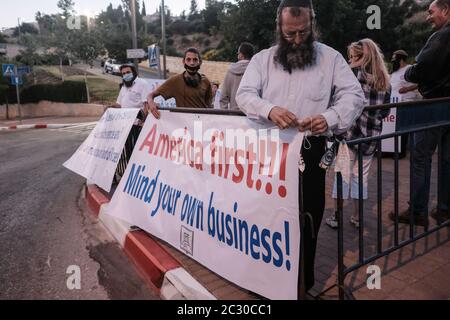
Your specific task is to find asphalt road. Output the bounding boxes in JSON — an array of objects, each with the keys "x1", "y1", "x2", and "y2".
[{"x1": 0, "y1": 126, "x2": 159, "y2": 300}]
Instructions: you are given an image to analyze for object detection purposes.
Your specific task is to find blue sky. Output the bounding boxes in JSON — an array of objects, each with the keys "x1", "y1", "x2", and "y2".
[{"x1": 0, "y1": 0, "x2": 206, "y2": 29}]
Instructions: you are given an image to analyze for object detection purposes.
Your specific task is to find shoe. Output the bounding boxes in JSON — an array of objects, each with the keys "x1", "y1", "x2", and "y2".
[
  {"x1": 388, "y1": 209, "x2": 428, "y2": 227},
  {"x1": 325, "y1": 215, "x2": 338, "y2": 229},
  {"x1": 350, "y1": 216, "x2": 360, "y2": 228},
  {"x1": 430, "y1": 208, "x2": 450, "y2": 222}
]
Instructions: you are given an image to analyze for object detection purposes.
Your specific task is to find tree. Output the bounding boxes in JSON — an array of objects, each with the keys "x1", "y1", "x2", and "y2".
[
  {"x1": 13, "y1": 23, "x2": 39, "y2": 37},
  {"x1": 202, "y1": 0, "x2": 225, "y2": 34},
  {"x1": 189, "y1": 0, "x2": 200, "y2": 21},
  {"x1": 57, "y1": 0, "x2": 75, "y2": 18},
  {"x1": 218, "y1": 0, "x2": 279, "y2": 60},
  {"x1": 142, "y1": 1, "x2": 147, "y2": 16}
]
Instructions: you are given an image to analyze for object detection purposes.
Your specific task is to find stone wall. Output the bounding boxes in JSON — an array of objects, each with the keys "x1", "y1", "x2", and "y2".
[{"x1": 0, "y1": 101, "x2": 105, "y2": 120}]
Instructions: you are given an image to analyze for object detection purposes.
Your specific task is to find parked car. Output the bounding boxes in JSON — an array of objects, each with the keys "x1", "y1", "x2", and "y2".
[{"x1": 103, "y1": 59, "x2": 124, "y2": 75}]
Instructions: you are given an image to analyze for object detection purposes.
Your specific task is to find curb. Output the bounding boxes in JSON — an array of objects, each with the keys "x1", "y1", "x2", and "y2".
[
  {"x1": 85, "y1": 184, "x2": 216, "y2": 300},
  {"x1": 0, "y1": 122, "x2": 97, "y2": 131}
]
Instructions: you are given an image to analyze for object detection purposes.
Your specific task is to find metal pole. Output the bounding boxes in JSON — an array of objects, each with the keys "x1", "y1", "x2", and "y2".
[
  {"x1": 161, "y1": 0, "x2": 167, "y2": 79},
  {"x1": 130, "y1": 0, "x2": 139, "y2": 73},
  {"x1": 14, "y1": 66, "x2": 22, "y2": 123}
]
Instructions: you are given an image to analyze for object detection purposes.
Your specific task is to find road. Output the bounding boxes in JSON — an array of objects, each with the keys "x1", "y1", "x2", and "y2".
[
  {"x1": 81, "y1": 60, "x2": 161, "y2": 84},
  {"x1": 0, "y1": 125, "x2": 159, "y2": 299}
]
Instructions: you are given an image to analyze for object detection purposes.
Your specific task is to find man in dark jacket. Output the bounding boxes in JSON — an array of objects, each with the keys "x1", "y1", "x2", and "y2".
[
  {"x1": 390, "y1": 0, "x2": 450, "y2": 225},
  {"x1": 220, "y1": 42, "x2": 255, "y2": 110}
]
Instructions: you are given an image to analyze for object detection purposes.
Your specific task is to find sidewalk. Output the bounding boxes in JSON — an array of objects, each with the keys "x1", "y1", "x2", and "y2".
[{"x1": 87, "y1": 155, "x2": 450, "y2": 300}]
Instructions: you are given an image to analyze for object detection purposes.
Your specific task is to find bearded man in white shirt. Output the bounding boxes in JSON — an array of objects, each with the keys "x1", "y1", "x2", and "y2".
[
  {"x1": 236, "y1": 0, "x2": 364, "y2": 294},
  {"x1": 107, "y1": 64, "x2": 152, "y2": 180}
]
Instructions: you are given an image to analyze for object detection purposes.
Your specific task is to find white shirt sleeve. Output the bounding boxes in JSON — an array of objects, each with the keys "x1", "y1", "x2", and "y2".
[
  {"x1": 116, "y1": 86, "x2": 124, "y2": 106},
  {"x1": 321, "y1": 53, "x2": 365, "y2": 135},
  {"x1": 235, "y1": 55, "x2": 276, "y2": 121}
]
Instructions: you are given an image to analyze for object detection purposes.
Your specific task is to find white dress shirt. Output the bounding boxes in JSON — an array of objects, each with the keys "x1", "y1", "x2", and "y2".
[
  {"x1": 116, "y1": 77, "x2": 152, "y2": 109},
  {"x1": 236, "y1": 42, "x2": 365, "y2": 135},
  {"x1": 390, "y1": 66, "x2": 422, "y2": 102}
]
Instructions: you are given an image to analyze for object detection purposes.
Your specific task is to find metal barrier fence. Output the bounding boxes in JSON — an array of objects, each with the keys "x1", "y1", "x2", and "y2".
[
  {"x1": 327, "y1": 97, "x2": 450, "y2": 300},
  {"x1": 114, "y1": 97, "x2": 450, "y2": 300}
]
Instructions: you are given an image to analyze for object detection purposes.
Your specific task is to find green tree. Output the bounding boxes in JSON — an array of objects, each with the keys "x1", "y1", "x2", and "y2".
[
  {"x1": 142, "y1": 1, "x2": 147, "y2": 16},
  {"x1": 202, "y1": 0, "x2": 225, "y2": 34},
  {"x1": 57, "y1": 0, "x2": 75, "y2": 18},
  {"x1": 218, "y1": 0, "x2": 279, "y2": 60},
  {"x1": 189, "y1": 0, "x2": 200, "y2": 21},
  {"x1": 13, "y1": 23, "x2": 39, "y2": 37}
]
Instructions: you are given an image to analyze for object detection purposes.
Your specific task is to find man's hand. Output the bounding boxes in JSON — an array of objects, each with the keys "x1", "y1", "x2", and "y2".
[
  {"x1": 146, "y1": 94, "x2": 161, "y2": 119},
  {"x1": 298, "y1": 115, "x2": 329, "y2": 135},
  {"x1": 268, "y1": 106, "x2": 298, "y2": 129},
  {"x1": 399, "y1": 87, "x2": 409, "y2": 94}
]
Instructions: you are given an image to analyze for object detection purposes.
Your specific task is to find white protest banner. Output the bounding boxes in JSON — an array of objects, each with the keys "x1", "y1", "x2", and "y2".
[
  {"x1": 106, "y1": 111, "x2": 303, "y2": 299},
  {"x1": 144, "y1": 79, "x2": 176, "y2": 108},
  {"x1": 63, "y1": 108, "x2": 140, "y2": 192},
  {"x1": 381, "y1": 93, "x2": 400, "y2": 153}
]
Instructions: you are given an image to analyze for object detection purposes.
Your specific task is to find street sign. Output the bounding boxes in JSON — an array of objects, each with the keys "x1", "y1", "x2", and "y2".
[
  {"x1": 127, "y1": 49, "x2": 146, "y2": 59},
  {"x1": 2, "y1": 64, "x2": 15, "y2": 77},
  {"x1": 17, "y1": 66, "x2": 31, "y2": 76},
  {"x1": 148, "y1": 45, "x2": 160, "y2": 68},
  {"x1": 11, "y1": 76, "x2": 23, "y2": 86}
]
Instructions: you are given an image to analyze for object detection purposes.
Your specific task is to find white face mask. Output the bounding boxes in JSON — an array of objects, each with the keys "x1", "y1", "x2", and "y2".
[{"x1": 122, "y1": 73, "x2": 134, "y2": 82}]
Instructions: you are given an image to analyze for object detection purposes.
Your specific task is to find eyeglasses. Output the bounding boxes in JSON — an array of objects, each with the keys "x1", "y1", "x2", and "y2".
[{"x1": 283, "y1": 29, "x2": 310, "y2": 41}]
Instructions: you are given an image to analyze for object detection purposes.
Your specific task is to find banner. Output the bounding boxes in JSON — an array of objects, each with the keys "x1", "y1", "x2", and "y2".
[
  {"x1": 144, "y1": 79, "x2": 176, "y2": 108},
  {"x1": 381, "y1": 93, "x2": 400, "y2": 153},
  {"x1": 106, "y1": 111, "x2": 303, "y2": 299},
  {"x1": 63, "y1": 108, "x2": 140, "y2": 192}
]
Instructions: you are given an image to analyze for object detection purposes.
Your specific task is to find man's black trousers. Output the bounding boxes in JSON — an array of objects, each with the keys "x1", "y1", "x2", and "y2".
[{"x1": 298, "y1": 136, "x2": 326, "y2": 292}]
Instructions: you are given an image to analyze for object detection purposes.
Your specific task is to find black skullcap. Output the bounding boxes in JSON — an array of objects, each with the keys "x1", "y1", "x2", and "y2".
[{"x1": 278, "y1": 0, "x2": 313, "y2": 9}]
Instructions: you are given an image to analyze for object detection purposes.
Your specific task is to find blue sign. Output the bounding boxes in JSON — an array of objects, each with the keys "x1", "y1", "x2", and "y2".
[
  {"x1": 17, "y1": 66, "x2": 31, "y2": 76},
  {"x1": 2, "y1": 64, "x2": 15, "y2": 77},
  {"x1": 148, "y1": 45, "x2": 159, "y2": 68},
  {"x1": 11, "y1": 76, "x2": 23, "y2": 86}
]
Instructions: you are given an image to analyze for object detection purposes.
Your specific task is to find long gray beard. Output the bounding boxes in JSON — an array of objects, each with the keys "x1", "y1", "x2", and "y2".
[{"x1": 275, "y1": 35, "x2": 317, "y2": 73}]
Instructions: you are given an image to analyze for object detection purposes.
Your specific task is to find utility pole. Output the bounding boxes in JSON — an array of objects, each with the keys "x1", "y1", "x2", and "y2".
[
  {"x1": 130, "y1": 0, "x2": 139, "y2": 73},
  {"x1": 13, "y1": 66, "x2": 22, "y2": 123},
  {"x1": 161, "y1": 0, "x2": 167, "y2": 79}
]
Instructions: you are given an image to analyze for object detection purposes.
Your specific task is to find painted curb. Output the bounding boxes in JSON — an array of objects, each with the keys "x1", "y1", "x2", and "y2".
[
  {"x1": 85, "y1": 184, "x2": 216, "y2": 300},
  {"x1": 0, "y1": 122, "x2": 96, "y2": 131}
]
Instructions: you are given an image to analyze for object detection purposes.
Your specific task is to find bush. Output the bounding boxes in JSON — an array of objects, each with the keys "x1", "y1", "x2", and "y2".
[{"x1": 0, "y1": 81, "x2": 88, "y2": 104}]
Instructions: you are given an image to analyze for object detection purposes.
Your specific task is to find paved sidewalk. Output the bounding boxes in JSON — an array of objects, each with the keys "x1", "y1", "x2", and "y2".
[{"x1": 90, "y1": 154, "x2": 450, "y2": 300}]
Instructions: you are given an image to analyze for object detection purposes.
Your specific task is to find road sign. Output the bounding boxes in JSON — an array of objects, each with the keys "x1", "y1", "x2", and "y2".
[
  {"x1": 127, "y1": 49, "x2": 146, "y2": 59},
  {"x1": 2, "y1": 64, "x2": 15, "y2": 77},
  {"x1": 148, "y1": 45, "x2": 160, "y2": 68},
  {"x1": 17, "y1": 66, "x2": 31, "y2": 76},
  {"x1": 11, "y1": 76, "x2": 23, "y2": 86}
]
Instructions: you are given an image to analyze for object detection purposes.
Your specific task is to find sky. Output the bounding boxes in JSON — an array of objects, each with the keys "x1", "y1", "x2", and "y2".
[{"x1": 0, "y1": 0, "x2": 206, "y2": 29}]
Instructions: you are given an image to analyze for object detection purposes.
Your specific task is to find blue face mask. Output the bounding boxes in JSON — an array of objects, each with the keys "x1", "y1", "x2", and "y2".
[{"x1": 122, "y1": 73, "x2": 134, "y2": 82}]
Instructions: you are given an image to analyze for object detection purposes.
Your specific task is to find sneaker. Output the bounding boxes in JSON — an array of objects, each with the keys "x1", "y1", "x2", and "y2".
[
  {"x1": 430, "y1": 208, "x2": 450, "y2": 222},
  {"x1": 388, "y1": 209, "x2": 428, "y2": 227},
  {"x1": 350, "y1": 216, "x2": 360, "y2": 228},
  {"x1": 325, "y1": 215, "x2": 338, "y2": 229}
]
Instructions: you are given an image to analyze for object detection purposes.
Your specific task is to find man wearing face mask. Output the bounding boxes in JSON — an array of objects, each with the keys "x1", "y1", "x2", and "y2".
[
  {"x1": 146, "y1": 47, "x2": 213, "y2": 119},
  {"x1": 109, "y1": 64, "x2": 152, "y2": 126},
  {"x1": 390, "y1": 50, "x2": 420, "y2": 102},
  {"x1": 108, "y1": 64, "x2": 152, "y2": 181}
]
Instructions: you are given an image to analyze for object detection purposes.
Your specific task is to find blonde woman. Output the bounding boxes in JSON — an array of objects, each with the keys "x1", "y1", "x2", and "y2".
[{"x1": 326, "y1": 39, "x2": 391, "y2": 229}]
